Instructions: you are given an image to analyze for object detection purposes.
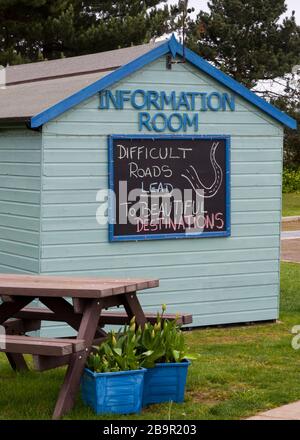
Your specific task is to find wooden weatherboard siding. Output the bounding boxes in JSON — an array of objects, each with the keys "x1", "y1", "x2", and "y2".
[
  {"x1": 0, "y1": 126, "x2": 41, "y2": 274},
  {"x1": 40, "y1": 57, "x2": 283, "y2": 328}
]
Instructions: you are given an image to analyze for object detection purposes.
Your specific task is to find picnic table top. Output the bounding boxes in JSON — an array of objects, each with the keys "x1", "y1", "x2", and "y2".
[{"x1": 0, "y1": 274, "x2": 159, "y2": 298}]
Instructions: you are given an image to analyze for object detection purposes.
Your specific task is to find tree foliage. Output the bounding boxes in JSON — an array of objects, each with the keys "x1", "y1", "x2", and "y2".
[
  {"x1": 0, "y1": 0, "x2": 176, "y2": 65},
  {"x1": 187, "y1": 0, "x2": 300, "y2": 167},
  {"x1": 187, "y1": 0, "x2": 300, "y2": 88},
  {"x1": 1, "y1": 0, "x2": 299, "y2": 166},
  {"x1": 272, "y1": 80, "x2": 300, "y2": 167}
]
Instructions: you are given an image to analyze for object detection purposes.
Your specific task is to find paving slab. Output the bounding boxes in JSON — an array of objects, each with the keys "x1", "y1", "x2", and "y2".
[
  {"x1": 282, "y1": 221, "x2": 300, "y2": 232},
  {"x1": 282, "y1": 216, "x2": 300, "y2": 222},
  {"x1": 281, "y1": 238, "x2": 300, "y2": 263},
  {"x1": 281, "y1": 231, "x2": 300, "y2": 240},
  {"x1": 247, "y1": 401, "x2": 300, "y2": 420},
  {"x1": 247, "y1": 415, "x2": 288, "y2": 420}
]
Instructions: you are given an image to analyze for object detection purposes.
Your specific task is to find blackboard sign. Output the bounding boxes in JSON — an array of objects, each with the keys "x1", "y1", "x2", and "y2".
[{"x1": 108, "y1": 135, "x2": 230, "y2": 241}]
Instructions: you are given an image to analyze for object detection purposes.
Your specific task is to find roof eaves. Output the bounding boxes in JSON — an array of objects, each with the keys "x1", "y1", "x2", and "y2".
[{"x1": 0, "y1": 116, "x2": 30, "y2": 125}]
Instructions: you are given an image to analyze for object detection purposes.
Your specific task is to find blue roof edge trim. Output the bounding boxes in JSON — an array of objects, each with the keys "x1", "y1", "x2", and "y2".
[
  {"x1": 30, "y1": 35, "x2": 297, "y2": 130},
  {"x1": 171, "y1": 39, "x2": 297, "y2": 130},
  {"x1": 169, "y1": 34, "x2": 178, "y2": 58}
]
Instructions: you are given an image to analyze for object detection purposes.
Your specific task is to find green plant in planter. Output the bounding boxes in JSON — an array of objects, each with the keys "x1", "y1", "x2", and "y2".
[
  {"x1": 85, "y1": 308, "x2": 194, "y2": 410},
  {"x1": 138, "y1": 321, "x2": 166, "y2": 368},
  {"x1": 87, "y1": 308, "x2": 195, "y2": 373},
  {"x1": 139, "y1": 306, "x2": 195, "y2": 406},
  {"x1": 138, "y1": 305, "x2": 195, "y2": 367},
  {"x1": 162, "y1": 318, "x2": 187, "y2": 363},
  {"x1": 82, "y1": 317, "x2": 146, "y2": 415},
  {"x1": 87, "y1": 317, "x2": 141, "y2": 373}
]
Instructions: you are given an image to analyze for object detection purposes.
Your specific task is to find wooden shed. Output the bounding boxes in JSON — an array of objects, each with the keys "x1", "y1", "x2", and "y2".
[{"x1": 0, "y1": 36, "x2": 296, "y2": 334}]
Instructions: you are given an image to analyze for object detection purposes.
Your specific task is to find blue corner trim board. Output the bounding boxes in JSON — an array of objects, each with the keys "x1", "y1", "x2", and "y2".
[{"x1": 30, "y1": 34, "x2": 297, "y2": 130}]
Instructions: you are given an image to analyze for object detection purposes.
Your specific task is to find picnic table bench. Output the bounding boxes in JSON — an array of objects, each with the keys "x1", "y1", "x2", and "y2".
[{"x1": 0, "y1": 274, "x2": 192, "y2": 419}]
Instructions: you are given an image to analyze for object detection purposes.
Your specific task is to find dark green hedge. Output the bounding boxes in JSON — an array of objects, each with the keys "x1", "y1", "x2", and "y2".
[{"x1": 283, "y1": 168, "x2": 300, "y2": 193}]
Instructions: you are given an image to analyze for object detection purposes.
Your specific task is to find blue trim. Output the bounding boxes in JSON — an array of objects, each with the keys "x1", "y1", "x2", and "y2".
[
  {"x1": 226, "y1": 136, "x2": 231, "y2": 236},
  {"x1": 30, "y1": 36, "x2": 296, "y2": 130},
  {"x1": 108, "y1": 135, "x2": 114, "y2": 243},
  {"x1": 169, "y1": 34, "x2": 178, "y2": 58},
  {"x1": 108, "y1": 134, "x2": 231, "y2": 242},
  {"x1": 171, "y1": 39, "x2": 297, "y2": 130},
  {"x1": 84, "y1": 367, "x2": 146, "y2": 378}
]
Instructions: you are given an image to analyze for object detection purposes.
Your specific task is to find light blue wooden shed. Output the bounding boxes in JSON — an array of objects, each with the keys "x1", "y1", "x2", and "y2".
[{"x1": 0, "y1": 36, "x2": 296, "y2": 334}]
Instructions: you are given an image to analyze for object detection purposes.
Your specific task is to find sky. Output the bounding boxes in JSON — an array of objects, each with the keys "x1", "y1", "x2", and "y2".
[{"x1": 167, "y1": 0, "x2": 300, "y2": 23}]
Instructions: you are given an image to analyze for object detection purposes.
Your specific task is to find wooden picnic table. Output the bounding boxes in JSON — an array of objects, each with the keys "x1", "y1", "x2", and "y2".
[
  {"x1": 0, "y1": 274, "x2": 160, "y2": 419},
  {"x1": 0, "y1": 274, "x2": 192, "y2": 419}
]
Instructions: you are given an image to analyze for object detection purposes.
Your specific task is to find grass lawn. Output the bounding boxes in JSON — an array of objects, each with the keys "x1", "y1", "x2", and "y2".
[
  {"x1": 1, "y1": 262, "x2": 300, "y2": 420},
  {"x1": 282, "y1": 193, "x2": 300, "y2": 217}
]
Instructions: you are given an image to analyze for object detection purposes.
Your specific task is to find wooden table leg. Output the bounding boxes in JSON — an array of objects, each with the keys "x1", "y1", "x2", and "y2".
[
  {"x1": 5, "y1": 325, "x2": 28, "y2": 372},
  {"x1": 33, "y1": 297, "x2": 107, "y2": 373},
  {"x1": 52, "y1": 299, "x2": 104, "y2": 420},
  {"x1": 0, "y1": 297, "x2": 32, "y2": 372},
  {"x1": 41, "y1": 297, "x2": 108, "y2": 340},
  {"x1": 5, "y1": 353, "x2": 28, "y2": 371},
  {"x1": 40, "y1": 297, "x2": 81, "y2": 330},
  {"x1": 0, "y1": 297, "x2": 33, "y2": 325},
  {"x1": 122, "y1": 292, "x2": 147, "y2": 328}
]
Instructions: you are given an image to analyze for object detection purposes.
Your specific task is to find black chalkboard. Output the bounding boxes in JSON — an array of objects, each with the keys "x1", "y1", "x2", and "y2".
[{"x1": 108, "y1": 135, "x2": 230, "y2": 241}]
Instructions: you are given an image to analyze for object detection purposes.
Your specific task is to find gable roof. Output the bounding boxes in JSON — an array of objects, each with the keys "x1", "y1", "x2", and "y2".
[
  {"x1": 6, "y1": 42, "x2": 164, "y2": 86},
  {"x1": 0, "y1": 71, "x2": 111, "y2": 121},
  {"x1": 0, "y1": 41, "x2": 163, "y2": 122},
  {"x1": 0, "y1": 36, "x2": 296, "y2": 130}
]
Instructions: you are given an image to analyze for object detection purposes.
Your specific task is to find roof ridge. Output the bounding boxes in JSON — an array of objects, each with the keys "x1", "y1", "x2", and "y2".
[{"x1": 6, "y1": 66, "x2": 118, "y2": 86}]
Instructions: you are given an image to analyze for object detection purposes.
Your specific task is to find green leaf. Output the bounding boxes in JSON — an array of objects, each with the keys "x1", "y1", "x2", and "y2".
[
  {"x1": 172, "y1": 350, "x2": 180, "y2": 362},
  {"x1": 113, "y1": 348, "x2": 122, "y2": 356},
  {"x1": 143, "y1": 350, "x2": 154, "y2": 357}
]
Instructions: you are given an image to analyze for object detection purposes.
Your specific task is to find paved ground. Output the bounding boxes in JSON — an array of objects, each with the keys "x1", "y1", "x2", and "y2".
[
  {"x1": 247, "y1": 401, "x2": 300, "y2": 420},
  {"x1": 281, "y1": 216, "x2": 300, "y2": 263},
  {"x1": 282, "y1": 216, "x2": 300, "y2": 222},
  {"x1": 281, "y1": 238, "x2": 300, "y2": 263},
  {"x1": 281, "y1": 231, "x2": 300, "y2": 239},
  {"x1": 282, "y1": 220, "x2": 300, "y2": 232}
]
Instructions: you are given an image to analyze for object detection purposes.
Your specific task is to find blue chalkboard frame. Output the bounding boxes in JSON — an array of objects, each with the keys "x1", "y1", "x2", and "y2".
[{"x1": 108, "y1": 134, "x2": 231, "y2": 242}]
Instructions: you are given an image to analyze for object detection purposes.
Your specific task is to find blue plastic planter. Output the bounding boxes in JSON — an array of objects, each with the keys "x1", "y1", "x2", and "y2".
[
  {"x1": 81, "y1": 368, "x2": 145, "y2": 415},
  {"x1": 142, "y1": 359, "x2": 191, "y2": 407}
]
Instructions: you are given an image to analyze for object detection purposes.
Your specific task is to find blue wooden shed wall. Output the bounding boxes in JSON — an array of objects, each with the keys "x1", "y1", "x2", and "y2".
[
  {"x1": 0, "y1": 125, "x2": 41, "y2": 274},
  {"x1": 38, "y1": 56, "x2": 283, "y2": 333}
]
